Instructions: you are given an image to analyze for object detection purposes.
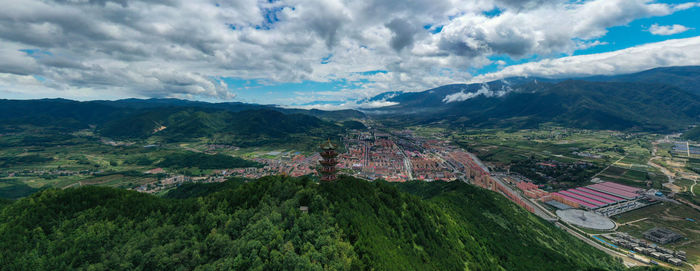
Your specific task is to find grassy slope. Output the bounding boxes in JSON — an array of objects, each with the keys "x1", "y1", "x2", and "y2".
[{"x1": 0, "y1": 176, "x2": 624, "y2": 270}]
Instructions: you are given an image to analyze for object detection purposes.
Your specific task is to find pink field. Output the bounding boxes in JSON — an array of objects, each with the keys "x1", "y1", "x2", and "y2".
[
  {"x1": 598, "y1": 181, "x2": 641, "y2": 193},
  {"x1": 553, "y1": 192, "x2": 597, "y2": 209},
  {"x1": 559, "y1": 191, "x2": 606, "y2": 206},
  {"x1": 569, "y1": 189, "x2": 616, "y2": 204},
  {"x1": 577, "y1": 187, "x2": 625, "y2": 202},
  {"x1": 587, "y1": 183, "x2": 637, "y2": 199}
]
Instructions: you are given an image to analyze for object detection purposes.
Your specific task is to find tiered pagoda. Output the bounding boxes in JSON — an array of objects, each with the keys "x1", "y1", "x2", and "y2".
[{"x1": 319, "y1": 139, "x2": 339, "y2": 181}]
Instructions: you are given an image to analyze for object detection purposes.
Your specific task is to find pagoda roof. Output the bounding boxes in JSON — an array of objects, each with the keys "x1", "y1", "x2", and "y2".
[{"x1": 320, "y1": 139, "x2": 337, "y2": 150}]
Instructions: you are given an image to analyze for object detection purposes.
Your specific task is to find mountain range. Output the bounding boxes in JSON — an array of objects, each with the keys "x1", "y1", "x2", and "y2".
[
  {"x1": 2, "y1": 66, "x2": 699, "y2": 134},
  {"x1": 364, "y1": 66, "x2": 700, "y2": 131},
  {"x1": 0, "y1": 99, "x2": 362, "y2": 148}
]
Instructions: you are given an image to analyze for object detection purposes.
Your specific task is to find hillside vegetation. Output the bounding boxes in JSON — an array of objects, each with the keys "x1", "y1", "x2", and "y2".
[
  {"x1": 682, "y1": 126, "x2": 700, "y2": 141},
  {"x1": 0, "y1": 176, "x2": 624, "y2": 270}
]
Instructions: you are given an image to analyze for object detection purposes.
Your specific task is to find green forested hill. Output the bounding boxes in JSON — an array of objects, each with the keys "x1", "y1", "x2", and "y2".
[
  {"x1": 682, "y1": 126, "x2": 700, "y2": 141},
  {"x1": 98, "y1": 109, "x2": 345, "y2": 148},
  {"x1": 0, "y1": 176, "x2": 624, "y2": 270},
  {"x1": 367, "y1": 79, "x2": 700, "y2": 132}
]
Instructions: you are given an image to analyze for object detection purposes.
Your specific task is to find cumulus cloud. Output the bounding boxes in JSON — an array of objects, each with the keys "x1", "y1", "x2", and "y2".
[
  {"x1": 648, "y1": 24, "x2": 691, "y2": 35},
  {"x1": 472, "y1": 36, "x2": 700, "y2": 82},
  {"x1": 0, "y1": 0, "x2": 697, "y2": 103}
]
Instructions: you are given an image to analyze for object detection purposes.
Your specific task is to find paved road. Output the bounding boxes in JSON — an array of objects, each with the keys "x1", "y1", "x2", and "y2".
[{"x1": 491, "y1": 174, "x2": 557, "y2": 221}]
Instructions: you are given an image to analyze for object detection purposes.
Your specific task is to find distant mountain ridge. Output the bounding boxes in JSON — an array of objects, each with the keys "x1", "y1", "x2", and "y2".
[
  {"x1": 0, "y1": 98, "x2": 365, "y2": 128},
  {"x1": 0, "y1": 99, "x2": 362, "y2": 148},
  {"x1": 365, "y1": 66, "x2": 700, "y2": 131}
]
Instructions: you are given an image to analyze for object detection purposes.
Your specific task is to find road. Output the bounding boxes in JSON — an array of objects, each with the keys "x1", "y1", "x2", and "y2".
[
  {"x1": 649, "y1": 140, "x2": 700, "y2": 199},
  {"x1": 458, "y1": 138, "x2": 689, "y2": 269},
  {"x1": 555, "y1": 222, "x2": 644, "y2": 267},
  {"x1": 491, "y1": 174, "x2": 557, "y2": 221}
]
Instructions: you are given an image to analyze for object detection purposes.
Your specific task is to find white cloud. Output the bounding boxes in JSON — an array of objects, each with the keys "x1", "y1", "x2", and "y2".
[
  {"x1": 648, "y1": 24, "x2": 691, "y2": 35},
  {"x1": 442, "y1": 83, "x2": 512, "y2": 103},
  {"x1": 472, "y1": 36, "x2": 700, "y2": 82},
  {"x1": 282, "y1": 100, "x2": 399, "y2": 110},
  {"x1": 0, "y1": 0, "x2": 697, "y2": 103}
]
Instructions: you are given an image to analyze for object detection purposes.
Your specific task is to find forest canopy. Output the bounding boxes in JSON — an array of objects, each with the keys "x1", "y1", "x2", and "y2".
[{"x1": 0, "y1": 176, "x2": 624, "y2": 270}]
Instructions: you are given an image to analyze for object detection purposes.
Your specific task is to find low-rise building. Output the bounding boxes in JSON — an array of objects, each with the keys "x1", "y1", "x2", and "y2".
[{"x1": 669, "y1": 258, "x2": 683, "y2": 266}]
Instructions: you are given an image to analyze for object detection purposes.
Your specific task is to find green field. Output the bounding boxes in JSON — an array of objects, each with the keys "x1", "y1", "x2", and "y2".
[
  {"x1": 451, "y1": 127, "x2": 658, "y2": 188},
  {"x1": 0, "y1": 131, "x2": 263, "y2": 198}
]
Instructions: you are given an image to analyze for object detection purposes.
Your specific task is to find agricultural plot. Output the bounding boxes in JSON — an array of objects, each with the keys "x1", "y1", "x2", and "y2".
[
  {"x1": 596, "y1": 166, "x2": 663, "y2": 189},
  {"x1": 0, "y1": 131, "x2": 259, "y2": 199},
  {"x1": 452, "y1": 127, "x2": 657, "y2": 187}
]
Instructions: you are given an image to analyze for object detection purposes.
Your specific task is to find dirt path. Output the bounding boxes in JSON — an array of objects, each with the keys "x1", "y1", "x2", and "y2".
[
  {"x1": 618, "y1": 217, "x2": 648, "y2": 226},
  {"x1": 592, "y1": 155, "x2": 627, "y2": 179},
  {"x1": 62, "y1": 182, "x2": 81, "y2": 189},
  {"x1": 649, "y1": 142, "x2": 679, "y2": 192}
]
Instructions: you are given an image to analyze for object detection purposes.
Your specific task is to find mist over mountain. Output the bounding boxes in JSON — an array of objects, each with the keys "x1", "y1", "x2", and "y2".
[
  {"x1": 365, "y1": 66, "x2": 700, "y2": 131},
  {"x1": 2, "y1": 66, "x2": 699, "y2": 135}
]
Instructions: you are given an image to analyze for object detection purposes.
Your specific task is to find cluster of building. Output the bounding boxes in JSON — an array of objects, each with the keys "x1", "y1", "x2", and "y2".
[
  {"x1": 338, "y1": 130, "x2": 464, "y2": 182},
  {"x1": 610, "y1": 232, "x2": 686, "y2": 266},
  {"x1": 339, "y1": 132, "x2": 410, "y2": 181},
  {"x1": 643, "y1": 227, "x2": 684, "y2": 245},
  {"x1": 224, "y1": 153, "x2": 321, "y2": 179},
  {"x1": 516, "y1": 181, "x2": 549, "y2": 198},
  {"x1": 205, "y1": 144, "x2": 240, "y2": 151}
]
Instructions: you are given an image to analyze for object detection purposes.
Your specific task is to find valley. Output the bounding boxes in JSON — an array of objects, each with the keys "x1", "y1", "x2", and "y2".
[
  {"x1": 2, "y1": 0, "x2": 700, "y2": 269},
  {"x1": 2, "y1": 66, "x2": 700, "y2": 270},
  {"x1": 2, "y1": 118, "x2": 700, "y2": 269}
]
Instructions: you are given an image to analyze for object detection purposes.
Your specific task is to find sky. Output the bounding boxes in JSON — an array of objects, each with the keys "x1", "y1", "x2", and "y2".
[{"x1": 1, "y1": 0, "x2": 699, "y2": 109}]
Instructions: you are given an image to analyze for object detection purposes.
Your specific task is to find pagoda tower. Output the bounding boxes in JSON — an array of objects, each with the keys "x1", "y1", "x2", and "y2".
[{"x1": 319, "y1": 139, "x2": 339, "y2": 181}]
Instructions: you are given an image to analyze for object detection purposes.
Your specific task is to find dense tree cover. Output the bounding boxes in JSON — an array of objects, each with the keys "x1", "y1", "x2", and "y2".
[
  {"x1": 0, "y1": 99, "x2": 363, "y2": 131},
  {"x1": 0, "y1": 175, "x2": 625, "y2": 270},
  {"x1": 0, "y1": 198, "x2": 11, "y2": 209},
  {"x1": 156, "y1": 151, "x2": 262, "y2": 169},
  {"x1": 508, "y1": 158, "x2": 599, "y2": 186},
  {"x1": 341, "y1": 120, "x2": 367, "y2": 130},
  {"x1": 393, "y1": 181, "x2": 621, "y2": 270},
  {"x1": 0, "y1": 176, "x2": 357, "y2": 270},
  {"x1": 162, "y1": 178, "x2": 247, "y2": 199},
  {"x1": 0, "y1": 155, "x2": 53, "y2": 167},
  {"x1": 99, "y1": 109, "x2": 346, "y2": 149},
  {"x1": 682, "y1": 126, "x2": 700, "y2": 141},
  {"x1": 0, "y1": 100, "x2": 359, "y2": 150},
  {"x1": 0, "y1": 179, "x2": 41, "y2": 200}
]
